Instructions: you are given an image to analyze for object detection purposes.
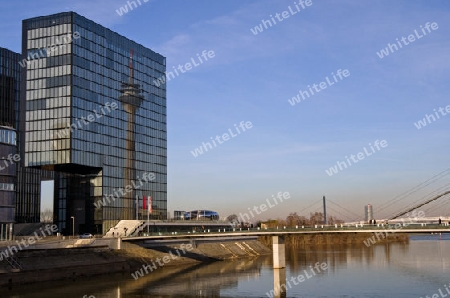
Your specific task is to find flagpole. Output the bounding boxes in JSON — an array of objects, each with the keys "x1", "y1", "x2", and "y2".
[{"x1": 136, "y1": 195, "x2": 138, "y2": 220}]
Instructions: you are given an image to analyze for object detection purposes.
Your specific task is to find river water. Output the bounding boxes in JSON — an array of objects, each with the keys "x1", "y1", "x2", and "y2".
[{"x1": 6, "y1": 234, "x2": 450, "y2": 297}]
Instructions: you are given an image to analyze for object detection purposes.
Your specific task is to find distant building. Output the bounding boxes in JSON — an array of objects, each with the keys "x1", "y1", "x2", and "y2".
[
  {"x1": 184, "y1": 210, "x2": 219, "y2": 221},
  {"x1": 173, "y1": 210, "x2": 185, "y2": 220},
  {"x1": 365, "y1": 204, "x2": 373, "y2": 222}
]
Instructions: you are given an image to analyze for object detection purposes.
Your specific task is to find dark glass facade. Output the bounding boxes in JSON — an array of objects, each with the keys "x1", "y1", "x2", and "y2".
[
  {"x1": 0, "y1": 48, "x2": 49, "y2": 234},
  {"x1": 0, "y1": 48, "x2": 21, "y2": 240},
  {"x1": 22, "y1": 12, "x2": 167, "y2": 234},
  {"x1": 16, "y1": 167, "x2": 52, "y2": 223}
]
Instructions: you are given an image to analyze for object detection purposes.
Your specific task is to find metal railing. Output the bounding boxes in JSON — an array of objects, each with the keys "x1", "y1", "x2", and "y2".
[{"x1": 119, "y1": 222, "x2": 450, "y2": 238}]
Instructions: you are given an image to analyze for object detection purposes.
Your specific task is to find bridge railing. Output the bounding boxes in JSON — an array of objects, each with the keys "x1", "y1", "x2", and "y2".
[{"x1": 121, "y1": 222, "x2": 450, "y2": 238}]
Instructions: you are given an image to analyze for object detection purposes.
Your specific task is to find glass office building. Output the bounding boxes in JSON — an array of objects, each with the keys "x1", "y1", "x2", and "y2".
[
  {"x1": 0, "y1": 48, "x2": 50, "y2": 234},
  {"x1": 0, "y1": 48, "x2": 21, "y2": 240},
  {"x1": 22, "y1": 12, "x2": 167, "y2": 234}
]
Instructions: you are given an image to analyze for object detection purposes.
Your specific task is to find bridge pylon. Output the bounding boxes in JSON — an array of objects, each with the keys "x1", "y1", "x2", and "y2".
[{"x1": 272, "y1": 236, "x2": 285, "y2": 269}]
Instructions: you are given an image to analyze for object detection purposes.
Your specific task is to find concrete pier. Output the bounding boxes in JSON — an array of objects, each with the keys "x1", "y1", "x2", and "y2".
[{"x1": 272, "y1": 236, "x2": 285, "y2": 269}]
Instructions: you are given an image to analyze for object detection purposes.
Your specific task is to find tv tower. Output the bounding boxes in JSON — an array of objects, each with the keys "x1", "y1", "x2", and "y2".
[{"x1": 119, "y1": 49, "x2": 144, "y2": 219}]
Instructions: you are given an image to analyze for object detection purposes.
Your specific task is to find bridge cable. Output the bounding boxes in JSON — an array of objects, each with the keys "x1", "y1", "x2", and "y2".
[
  {"x1": 326, "y1": 205, "x2": 358, "y2": 222},
  {"x1": 388, "y1": 191, "x2": 450, "y2": 220},
  {"x1": 422, "y1": 195, "x2": 450, "y2": 216},
  {"x1": 378, "y1": 168, "x2": 450, "y2": 211},
  {"x1": 327, "y1": 199, "x2": 362, "y2": 220},
  {"x1": 377, "y1": 168, "x2": 450, "y2": 214},
  {"x1": 396, "y1": 182, "x2": 450, "y2": 215},
  {"x1": 299, "y1": 199, "x2": 323, "y2": 214}
]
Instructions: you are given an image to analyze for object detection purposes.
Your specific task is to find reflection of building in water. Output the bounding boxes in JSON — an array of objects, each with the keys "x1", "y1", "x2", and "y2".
[
  {"x1": 10, "y1": 239, "x2": 450, "y2": 297},
  {"x1": 118, "y1": 49, "x2": 144, "y2": 221},
  {"x1": 129, "y1": 257, "x2": 266, "y2": 296}
]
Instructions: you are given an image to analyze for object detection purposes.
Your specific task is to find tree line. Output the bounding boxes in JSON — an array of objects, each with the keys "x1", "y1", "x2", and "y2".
[{"x1": 227, "y1": 212, "x2": 344, "y2": 228}]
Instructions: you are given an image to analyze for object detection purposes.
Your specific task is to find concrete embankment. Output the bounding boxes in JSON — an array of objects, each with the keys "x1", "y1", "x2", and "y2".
[
  {"x1": 0, "y1": 238, "x2": 270, "y2": 286},
  {"x1": 0, "y1": 246, "x2": 128, "y2": 286}
]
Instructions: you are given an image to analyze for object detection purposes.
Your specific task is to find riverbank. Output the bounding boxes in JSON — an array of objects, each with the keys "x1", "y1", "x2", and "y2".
[
  {"x1": 0, "y1": 239, "x2": 271, "y2": 287},
  {"x1": 0, "y1": 233, "x2": 411, "y2": 287},
  {"x1": 2, "y1": 234, "x2": 443, "y2": 298}
]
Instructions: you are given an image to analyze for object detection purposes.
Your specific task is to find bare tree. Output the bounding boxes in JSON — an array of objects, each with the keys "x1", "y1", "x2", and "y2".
[
  {"x1": 226, "y1": 214, "x2": 240, "y2": 226},
  {"x1": 327, "y1": 215, "x2": 344, "y2": 225},
  {"x1": 277, "y1": 218, "x2": 287, "y2": 227},
  {"x1": 286, "y1": 212, "x2": 301, "y2": 226},
  {"x1": 41, "y1": 208, "x2": 53, "y2": 223},
  {"x1": 298, "y1": 216, "x2": 309, "y2": 226},
  {"x1": 309, "y1": 212, "x2": 324, "y2": 225}
]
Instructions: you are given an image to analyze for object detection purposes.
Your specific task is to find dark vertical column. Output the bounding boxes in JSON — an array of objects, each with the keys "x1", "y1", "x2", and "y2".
[{"x1": 323, "y1": 195, "x2": 327, "y2": 225}]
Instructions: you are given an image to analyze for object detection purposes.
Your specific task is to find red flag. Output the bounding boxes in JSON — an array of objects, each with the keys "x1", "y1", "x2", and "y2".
[
  {"x1": 143, "y1": 196, "x2": 147, "y2": 210},
  {"x1": 149, "y1": 196, "x2": 153, "y2": 214}
]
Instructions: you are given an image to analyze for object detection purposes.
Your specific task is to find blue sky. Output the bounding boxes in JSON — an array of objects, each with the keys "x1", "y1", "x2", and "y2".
[{"x1": 2, "y1": 0, "x2": 450, "y2": 221}]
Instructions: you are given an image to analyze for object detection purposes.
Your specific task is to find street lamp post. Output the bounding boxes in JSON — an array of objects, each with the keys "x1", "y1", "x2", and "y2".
[
  {"x1": 147, "y1": 191, "x2": 153, "y2": 235},
  {"x1": 71, "y1": 216, "x2": 75, "y2": 239}
]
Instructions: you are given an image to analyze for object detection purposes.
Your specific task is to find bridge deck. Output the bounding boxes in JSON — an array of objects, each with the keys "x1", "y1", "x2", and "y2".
[{"x1": 122, "y1": 228, "x2": 450, "y2": 241}]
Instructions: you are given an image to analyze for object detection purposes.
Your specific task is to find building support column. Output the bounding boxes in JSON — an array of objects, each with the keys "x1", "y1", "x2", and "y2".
[{"x1": 273, "y1": 235, "x2": 285, "y2": 269}]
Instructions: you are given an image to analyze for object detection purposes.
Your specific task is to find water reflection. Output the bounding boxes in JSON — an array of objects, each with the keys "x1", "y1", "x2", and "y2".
[
  {"x1": 133, "y1": 258, "x2": 265, "y2": 297},
  {"x1": 273, "y1": 268, "x2": 287, "y2": 298},
  {"x1": 7, "y1": 236, "x2": 450, "y2": 297},
  {"x1": 5, "y1": 256, "x2": 270, "y2": 298}
]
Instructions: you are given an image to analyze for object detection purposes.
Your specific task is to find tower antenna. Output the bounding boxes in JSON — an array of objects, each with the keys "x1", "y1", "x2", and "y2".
[{"x1": 129, "y1": 49, "x2": 134, "y2": 84}]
